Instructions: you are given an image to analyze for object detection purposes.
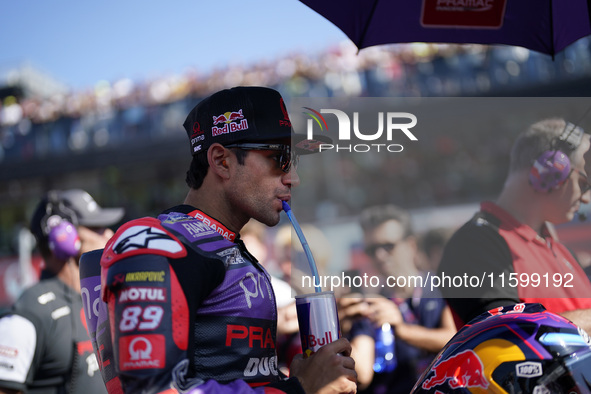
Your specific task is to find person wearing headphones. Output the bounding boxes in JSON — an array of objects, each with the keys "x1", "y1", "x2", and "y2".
[
  {"x1": 438, "y1": 118, "x2": 591, "y2": 334},
  {"x1": 0, "y1": 189, "x2": 124, "y2": 394}
]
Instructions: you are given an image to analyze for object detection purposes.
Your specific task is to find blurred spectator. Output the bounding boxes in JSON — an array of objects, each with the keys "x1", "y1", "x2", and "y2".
[
  {"x1": 271, "y1": 275, "x2": 301, "y2": 376},
  {"x1": 415, "y1": 226, "x2": 455, "y2": 273},
  {"x1": 0, "y1": 189, "x2": 124, "y2": 393},
  {"x1": 0, "y1": 96, "x2": 23, "y2": 126},
  {"x1": 338, "y1": 204, "x2": 455, "y2": 394},
  {"x1": 240, "y1": 219, "x2": 272, "y2": 266},
  {"x1": 273, "y1": 223, "x2": 332, "y2": 294}
]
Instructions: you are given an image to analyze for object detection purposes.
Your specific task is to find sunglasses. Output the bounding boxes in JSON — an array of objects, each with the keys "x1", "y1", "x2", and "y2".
[
  {"x1": 225, "y1": 143, "x2": 299, "y2": 173},
  {"x1": 573, "y1": 169, "x2": 591, "y2": 195},
  {"x1": 364, "y1": 242, "x2": 397, "y2": 257}
]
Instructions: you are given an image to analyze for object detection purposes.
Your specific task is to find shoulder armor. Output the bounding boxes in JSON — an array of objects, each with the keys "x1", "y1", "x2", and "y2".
[{"x1": 101, "y1": 217, "x2": 187, "y2": 269}]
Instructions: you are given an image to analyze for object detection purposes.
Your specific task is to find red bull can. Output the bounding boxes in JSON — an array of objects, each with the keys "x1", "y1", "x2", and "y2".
[{"x1": 295, "y1": 291, "x2": 340, "y2": 358}]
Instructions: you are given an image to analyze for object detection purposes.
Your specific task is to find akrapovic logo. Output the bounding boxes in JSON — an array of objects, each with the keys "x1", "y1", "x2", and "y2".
[{"x1": 303, "y1": 107, "x2": 418, "y2": 153}]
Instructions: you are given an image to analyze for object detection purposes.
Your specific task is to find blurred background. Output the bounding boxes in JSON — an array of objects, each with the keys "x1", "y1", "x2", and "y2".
[{"x1": 1, "y1": 1, "x2": 591, "y2": 305}]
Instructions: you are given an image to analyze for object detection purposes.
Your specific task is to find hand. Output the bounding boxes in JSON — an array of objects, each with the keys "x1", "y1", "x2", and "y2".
[
  {"x1": 364, "y1": 296, "x2": 403, "y2": 328},
  {"x1": 337, "y1": 295, "x2": 367, "y2": 336},
  {"x1": 290, "y1": 337, "x2": 357, "y2": 394}
]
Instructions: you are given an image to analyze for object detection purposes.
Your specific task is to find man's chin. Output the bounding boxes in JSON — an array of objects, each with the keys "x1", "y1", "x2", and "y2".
[
  {"x1": 559, "y1": 211, "x2": 576, "y2": 224},
  {"x1": 258, "y1": 213, "x2": 281, "y2": 228}
]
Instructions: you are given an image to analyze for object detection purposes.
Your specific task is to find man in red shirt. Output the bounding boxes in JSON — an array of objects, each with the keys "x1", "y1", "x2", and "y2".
[{"x1": 438, "y1": 118, "x2": 591, "y2": 333}]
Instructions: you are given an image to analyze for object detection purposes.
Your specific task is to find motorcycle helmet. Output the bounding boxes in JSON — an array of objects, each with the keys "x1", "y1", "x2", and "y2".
[{"x1": 411, "y1": 303, "x2": 591, "y2": 393}]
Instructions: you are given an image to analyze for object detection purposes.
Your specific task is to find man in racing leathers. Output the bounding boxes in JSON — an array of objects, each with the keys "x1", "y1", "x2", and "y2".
[{"x1": 80, "y1": 86, "x2": 357, "y2": 394}]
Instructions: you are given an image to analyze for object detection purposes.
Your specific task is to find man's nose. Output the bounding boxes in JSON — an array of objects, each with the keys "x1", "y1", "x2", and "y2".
[{"x1": 284, "y1": 167, "x2": 300, "y2": 188}]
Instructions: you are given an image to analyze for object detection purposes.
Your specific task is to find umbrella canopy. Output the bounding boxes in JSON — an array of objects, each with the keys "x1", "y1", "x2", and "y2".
[{"x1": 300, "y1": 0, "x2": 591, "y2": 57}]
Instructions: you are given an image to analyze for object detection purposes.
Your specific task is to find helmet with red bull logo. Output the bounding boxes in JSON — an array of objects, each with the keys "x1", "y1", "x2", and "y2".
[{"x1": 411, "y1": 303, "x2": 591, "y2": 393}]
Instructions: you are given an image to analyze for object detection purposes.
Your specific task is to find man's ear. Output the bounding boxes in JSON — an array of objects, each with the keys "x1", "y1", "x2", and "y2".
[{"x1": 208, "y1": 143, "x2": 231, "y2": 179}]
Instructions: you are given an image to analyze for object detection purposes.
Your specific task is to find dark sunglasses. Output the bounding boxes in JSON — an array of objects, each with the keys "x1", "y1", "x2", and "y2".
[
  {"x1": 225, "y1": 143, "x2": 299, "y2": 173},
  {"x1": 364, "y1": 242, "x2": 397, "y2": 257}
]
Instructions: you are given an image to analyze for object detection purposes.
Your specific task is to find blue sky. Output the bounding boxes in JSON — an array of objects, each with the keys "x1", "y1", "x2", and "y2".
[{"x1": 0, "y1": 1, "x2": 347, "y2": 91}]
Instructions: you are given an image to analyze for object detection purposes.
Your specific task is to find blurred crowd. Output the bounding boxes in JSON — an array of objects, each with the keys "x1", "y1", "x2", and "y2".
[
  {"x1": 2, "y1": 38, "x2": 591, "y2": 161},
  {"x1": 1, "y1": 39, "x2": 591, "y2": 259}
]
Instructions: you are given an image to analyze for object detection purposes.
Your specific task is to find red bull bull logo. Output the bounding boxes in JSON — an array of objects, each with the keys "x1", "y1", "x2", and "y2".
[
  {"x1": 422, "y1": 349, "x2": 488, "y2": 390},
  {"x1": 301, "y1": 331, "x2": 336, "y2": 352},
  {"x1": 212, "y1": 109, "x2": 249, "y2": 136},
  {"x1": 295, "y1": 292, "x2": 340, "y2": 358}
]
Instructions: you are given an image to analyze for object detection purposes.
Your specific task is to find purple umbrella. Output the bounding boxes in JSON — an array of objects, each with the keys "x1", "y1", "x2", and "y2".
[{"x1": 300, "y1": 0, "x2": 591, "y2": 57}]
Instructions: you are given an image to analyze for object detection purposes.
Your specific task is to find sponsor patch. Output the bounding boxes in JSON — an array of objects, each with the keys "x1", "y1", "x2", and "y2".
[
  {"x1": 37, "y1": 291, "x2": 56, "y2": 305},
  {"x1": 226, "y1": 324, "x2": 275, "y2": 349},
  {"x1": 119, "y1": 334, "x2": 165, "y2": 371},
  {"x1": 101, "y1": 218, "x2": 187, "y2": 267},
  {"x1": 124, "y1": 271, "x2": 166, "y2": 283},
  {"x1": 243, "y1": 356, "x2": 279, "y2": 377},
  {"x1": 516, "y1": 361, "x2": 543, "y2": 378},
  {"x1": 279, "y1": 98, "x2": 292, "y2": 127},
  {"x1": 119, "y1": 287, "x2": 167, "y2": 302},
  {"x1": 422, "y1": 349, "x2": 488, "y2": 390},
  {"x1": 191, "y1": 121, "x2": 203, "y2": 137},
  {"x1": 160, "y1": 215, "x2": 217, "y2": 241},
  {"x1": 217, "y1": 247, "x2": 246, "y2": 266},
  {"x1": 113, "y1": 226, "x2": 183, "y2": 255},
  {"x1": 0, "y1": 345, "x2": 18, "y2": 358},
  {"x1": 190, "y1": 210, "x2": 236, "y2": 241},
  {"x1": 51, "y1": 306, "x2": 71, "y2": 320},
  {"x1": 211, "y1": 109, "x2": 249, "y2": 137}
]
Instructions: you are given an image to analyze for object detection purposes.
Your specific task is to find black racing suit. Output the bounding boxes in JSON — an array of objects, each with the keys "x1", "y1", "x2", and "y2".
[
  {"x1": 80, "y1": 205, "x2": 303, "y2": 393},
  {"x1": 0, "y1": 274, "x2": 106, "y2": 393}
]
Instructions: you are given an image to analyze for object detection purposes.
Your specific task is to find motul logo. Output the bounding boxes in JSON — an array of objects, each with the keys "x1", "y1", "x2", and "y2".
[{"x1": 119, "y1": 287, "x2": 166, "y2": 302}]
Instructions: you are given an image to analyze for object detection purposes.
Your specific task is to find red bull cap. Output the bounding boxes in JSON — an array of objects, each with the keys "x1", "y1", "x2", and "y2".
[{"x1": 183, "y1": 86, "x2": 331, "y2": 156}]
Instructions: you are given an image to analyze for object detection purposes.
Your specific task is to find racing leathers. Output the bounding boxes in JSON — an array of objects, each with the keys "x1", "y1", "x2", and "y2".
[
  {"x1": 80, "y1": 205, "x2": 304, "y2": 394},
  {"x1": 0, "y1": 275, "x2": 105, "y2": 394}
]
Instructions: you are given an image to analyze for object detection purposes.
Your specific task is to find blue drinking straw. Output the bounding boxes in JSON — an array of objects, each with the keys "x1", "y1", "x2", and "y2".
[{"x1": 282, "y1": 201, "x2": 322, "y2": 293}]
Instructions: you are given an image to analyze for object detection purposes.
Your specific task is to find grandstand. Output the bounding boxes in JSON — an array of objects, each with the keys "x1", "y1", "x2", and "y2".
[{"x1": 1, "y1": 41, "x2": 591, "y2": 304}]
